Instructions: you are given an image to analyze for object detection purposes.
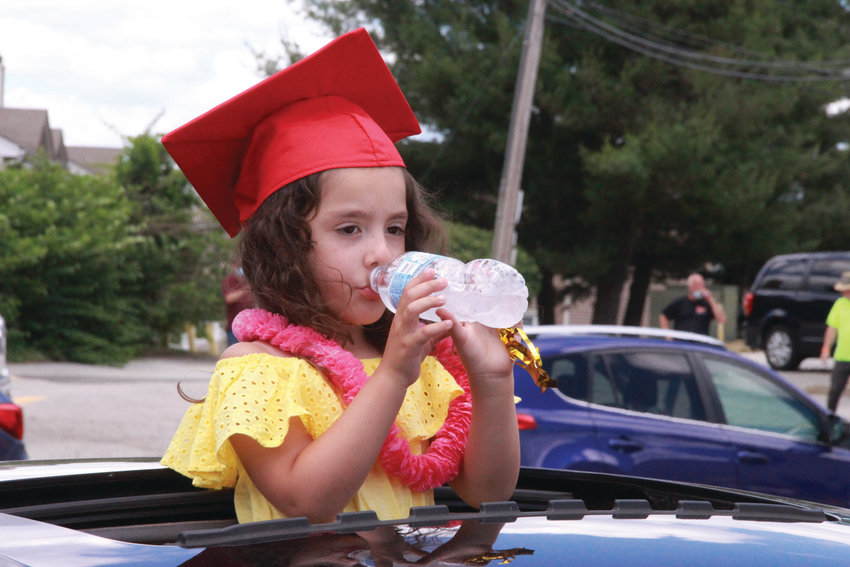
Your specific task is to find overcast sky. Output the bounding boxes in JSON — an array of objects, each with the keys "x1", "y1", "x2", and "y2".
[{"x1": 0, "y1": 1, "x2": 333, "y2": 148}]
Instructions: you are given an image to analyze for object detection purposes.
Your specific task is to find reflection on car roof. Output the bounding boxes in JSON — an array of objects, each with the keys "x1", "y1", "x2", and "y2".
[{"x1": 524, "y1": 325, "x2": 725, "y2": 348}]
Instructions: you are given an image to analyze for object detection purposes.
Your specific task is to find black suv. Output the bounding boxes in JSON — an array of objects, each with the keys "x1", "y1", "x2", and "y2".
[{"x1": 741, "y1": 251, "x2": 850, "y2": 370}]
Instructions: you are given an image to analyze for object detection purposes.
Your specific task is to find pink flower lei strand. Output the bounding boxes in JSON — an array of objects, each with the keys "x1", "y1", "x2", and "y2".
[{"x1": 231, "y1": 308, "x2": 472, "y2": 491}]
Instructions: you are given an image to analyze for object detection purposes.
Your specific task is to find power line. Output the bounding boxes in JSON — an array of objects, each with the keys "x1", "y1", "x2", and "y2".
[
  {"x1": 548, "y1": 0, "x2": 850, "y2": 82},
  {"x1": 584, "y1": 0, "x2": 850, "y2": 66}
]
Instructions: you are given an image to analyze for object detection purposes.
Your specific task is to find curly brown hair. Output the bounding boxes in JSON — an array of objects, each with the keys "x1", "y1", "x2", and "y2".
[{"x1": 236, "y1": 167, "x2": 446, "y2": 351}]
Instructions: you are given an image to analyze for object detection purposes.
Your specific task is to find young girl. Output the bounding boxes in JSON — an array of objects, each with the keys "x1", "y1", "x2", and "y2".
[{"x1": 160, "y1": 28, "x2": 520, "y2": 525}]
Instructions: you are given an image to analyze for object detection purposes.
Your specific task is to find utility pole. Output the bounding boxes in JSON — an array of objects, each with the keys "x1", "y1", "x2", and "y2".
[
  {"x1": 0, "y1": 55, "x2": 5, "y2": 108},
  {"x1": 491, "y1": 0, "x2": 547, "y2": 263}
]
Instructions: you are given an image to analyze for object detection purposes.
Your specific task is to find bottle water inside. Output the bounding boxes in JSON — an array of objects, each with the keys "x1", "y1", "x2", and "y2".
[{"x1": 370, "y1": 252, "x2": 528, "y2": 328}]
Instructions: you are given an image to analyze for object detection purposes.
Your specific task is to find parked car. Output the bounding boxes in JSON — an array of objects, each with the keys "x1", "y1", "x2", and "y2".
[
  {"x1": 515, "y1": 325, "x2": 850, "y2": 508},
  {"x1": 0, "y1": 390, "x2": 25, "y2": 461},
  {"x1": 740, "y1": 251, "x2": 850, "y2": 370},
  {"x1": 0, "y1": 312, "x2": 10, "y2": 399},
  {"x1": 0, "y1": 312, "x2": 27, "y2": 462},
  {"x1": 1, "y1": 459, "x2": 850, "y2": 565}
]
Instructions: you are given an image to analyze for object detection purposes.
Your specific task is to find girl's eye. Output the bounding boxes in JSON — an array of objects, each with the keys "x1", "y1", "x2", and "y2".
[
  {"x1": 388, "y1": 225, "x2": 406, "y2": 236},
  {"x1": 338, "y1": 225, "x2": 360, "y2": 235}
]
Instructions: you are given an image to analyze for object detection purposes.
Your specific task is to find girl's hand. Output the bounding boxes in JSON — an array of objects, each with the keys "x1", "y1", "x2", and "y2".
[
  {"x1": 442, "y1": 312, "x2": 520, "y2": 507},
  {"x1": 379, "y1": 268, "x2": 453, "y2": 388},
  {"x1": 438, "y1": 310, "x2": 513, "y2": 387}
]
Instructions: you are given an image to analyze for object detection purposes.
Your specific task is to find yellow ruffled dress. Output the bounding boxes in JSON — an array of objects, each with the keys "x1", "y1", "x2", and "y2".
[{"x1": 161, "y1": 352, "x2": 464, "y2": 523}]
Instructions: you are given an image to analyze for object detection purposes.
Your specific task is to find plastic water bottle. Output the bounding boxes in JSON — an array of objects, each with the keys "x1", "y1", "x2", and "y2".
[{"x1": 370, "y1": 251, "x2": 529, "y2": 328}]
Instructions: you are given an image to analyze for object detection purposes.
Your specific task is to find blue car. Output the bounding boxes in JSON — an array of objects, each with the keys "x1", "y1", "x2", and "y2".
[{"x1": 515, "y1": 325, "x2": 850, "y2": 508}]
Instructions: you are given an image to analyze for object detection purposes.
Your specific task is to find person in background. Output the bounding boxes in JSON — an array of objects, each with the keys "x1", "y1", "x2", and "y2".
[
  {"x1": 659, "y1": 273, "x2": 727, "y2": 336},
  {"x1": 820, "y1": 271, "x2": 850, "y2": 412},
  {"x1": 222, "y1": 265, "x2": 254, "y2": 346}
]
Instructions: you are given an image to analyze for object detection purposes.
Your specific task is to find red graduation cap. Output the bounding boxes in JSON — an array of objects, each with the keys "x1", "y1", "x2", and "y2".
[{"x1": 161, "y1": 28, "x2": 421, "y2": 236}]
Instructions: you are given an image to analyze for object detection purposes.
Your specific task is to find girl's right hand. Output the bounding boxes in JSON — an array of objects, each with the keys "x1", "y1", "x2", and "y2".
[{"x1": 379, "y1": 268, "x2": 454, "y2": 388}]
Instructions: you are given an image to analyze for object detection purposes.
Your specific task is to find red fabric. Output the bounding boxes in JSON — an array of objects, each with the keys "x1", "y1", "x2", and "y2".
[
  {"x1": 222, "y1": 273, "x2": 254, "y2": 331},
  {"x1": 233, "y1": 97, "x2": 407, "y2": 229},
  {"x1": 161, "y1": 28, "x2": 421, "y2": 237}
]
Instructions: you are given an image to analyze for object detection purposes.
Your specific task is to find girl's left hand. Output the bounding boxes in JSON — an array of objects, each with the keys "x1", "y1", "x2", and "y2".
[{"x1": 437, "y1": 310, "x2": 513, "y2": 384}]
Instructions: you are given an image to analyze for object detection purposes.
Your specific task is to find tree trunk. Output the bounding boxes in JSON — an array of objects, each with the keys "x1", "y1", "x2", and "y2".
[
  {"x1": 591, "y1": 263, "x2": 627, "y2": 324},
  {"x1": 537, "y1": 267, "x2": 556, "y2": 324},
  {"x1": 623, "y1": 256, "x2": 654, "y2": 326}
]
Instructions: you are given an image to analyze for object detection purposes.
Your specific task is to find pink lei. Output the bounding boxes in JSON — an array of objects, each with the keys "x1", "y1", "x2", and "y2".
[{"x1": 232, "y1": 308, "x2": 472, "y2": 491}]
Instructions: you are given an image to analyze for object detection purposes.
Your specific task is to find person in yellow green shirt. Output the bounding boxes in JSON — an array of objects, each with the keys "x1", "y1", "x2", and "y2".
[{"x1": 820, "y1": 271, "x2": 850, "y2": 412}]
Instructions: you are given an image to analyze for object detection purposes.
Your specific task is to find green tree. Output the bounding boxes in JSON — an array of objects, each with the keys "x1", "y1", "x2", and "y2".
[
  {"x1": 0, "y1": 157, "x2": 147, "y2": 363},
  {"x1": 0, "y1": 135, "x2": 232, "y2": 364},
  {"x1": 115, "y1": 134, "x2": 231, "y2": 346},
  {"x1": 446, "y1": 221, "x2": 542, "y2": 297},
  {"x1": 298, "y1": 0, "x2": 850, "y2": 324}
]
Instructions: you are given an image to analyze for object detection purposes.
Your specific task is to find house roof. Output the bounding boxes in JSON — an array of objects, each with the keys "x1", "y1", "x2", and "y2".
[
  {"x1": 0, "y1": 107, "x2": 54, "y2": 159},
  {"x1": 0, "y1": 107, "x2": 120, "y2": 173},
  {"x1": 66, "y1": 146, "x2": 122, "y2": 176},
  {"x1": 0, "y1": 133, "x2": 25, "y2": 161},
  {"x1": 50, "y1": 128, "x2": 67, "y2": 163}
]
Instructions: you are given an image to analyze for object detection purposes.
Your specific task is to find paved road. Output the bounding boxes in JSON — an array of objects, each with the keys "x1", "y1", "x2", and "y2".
[
  {"x1": 9, "y1": 353, "x2": 218, "y2": 460},
  {"x1": 7, "y1": 349, "x2": 850, "y2": 460}
]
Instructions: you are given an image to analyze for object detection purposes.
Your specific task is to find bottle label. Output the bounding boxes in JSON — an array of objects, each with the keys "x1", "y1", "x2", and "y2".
[{"x1": 386, "y1": 252, "x2": 444, "y2": 307}]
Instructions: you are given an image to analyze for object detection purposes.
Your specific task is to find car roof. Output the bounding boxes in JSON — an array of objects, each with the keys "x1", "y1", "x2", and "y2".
[
  {"x1": 523, "y1": 325, "x2": 727, "y2": 356},
  {"x1": 519, "y1": 325, "x2": 821, "y2": 402},
  {"x1": 525, "y1": 324, "x2": 725, "y2": 346},
  {"x1": 3, "y1": 505, "x2": 850, "y2": 566},
  {"x1": 766, "y1": 251, "x2": 850, "y2": 261},
  {"x1": 2, "y1": 462, "x2": 850, "y2": 566},
  {"x1": 756, "y1": 251, "x2": 850, "y2": 276}
]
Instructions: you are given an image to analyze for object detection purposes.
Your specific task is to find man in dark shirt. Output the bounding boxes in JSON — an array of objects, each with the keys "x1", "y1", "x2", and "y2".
[{"x1": 659, "y1": 273, "x2": 726, "y2": 336}]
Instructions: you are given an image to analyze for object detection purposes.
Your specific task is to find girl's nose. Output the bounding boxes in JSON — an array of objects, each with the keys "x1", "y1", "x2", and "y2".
[{"x1": 366, "y1": 236, "x2": 395, "y2": 268}]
